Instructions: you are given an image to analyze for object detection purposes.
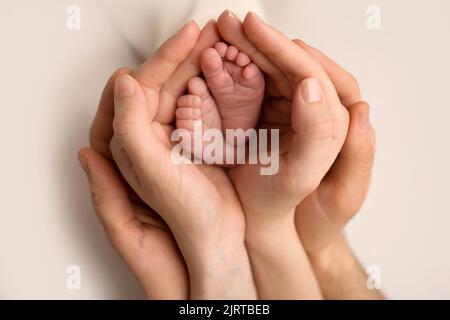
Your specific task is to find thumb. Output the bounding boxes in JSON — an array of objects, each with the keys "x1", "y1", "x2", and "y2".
[
  {"x1": 279, "y1": 78, "x2": 340, "y2": 200},
  {"x1": 112, "y1": 74, "x2": 163, "y2": 163}
]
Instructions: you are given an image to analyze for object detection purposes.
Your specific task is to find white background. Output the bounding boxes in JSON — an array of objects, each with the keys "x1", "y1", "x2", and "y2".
[{"x1": 0, "y1": 0, "x2": 449, "y2": 299}]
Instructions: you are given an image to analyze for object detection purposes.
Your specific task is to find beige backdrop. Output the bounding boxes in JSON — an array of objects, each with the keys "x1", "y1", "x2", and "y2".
[{"x1": 0, "y1": 0, "x2": 449, "y2": 299}]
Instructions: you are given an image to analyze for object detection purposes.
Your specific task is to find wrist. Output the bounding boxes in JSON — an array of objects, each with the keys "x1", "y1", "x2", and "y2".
[
  {"x1": 188, "y1": 238, "x2": 257, "y2": 299},
  {"x1": 245, "y1": 203, "x2": 295, "y2": 227},
  {"x1": 244, "y1": 208, "x2": 323, "y2": 299},
  {"x1": 308, "y1": 233, "x2": 349, "y2": 275}
]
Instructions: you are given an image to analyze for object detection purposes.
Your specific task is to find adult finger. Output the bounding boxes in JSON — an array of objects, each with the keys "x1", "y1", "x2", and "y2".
[
  {"x1": 217, "y1": 10, "x2": 292, "y2": 98},
  {"x1": 274, "y1": 78, "x2": 339, "y2": 203},
  {"x1": 242, "y1": 12, "x2": 335, "y2": 96},
  {"x1": 320, "y1": 101, "x2": 376, "y2": 222},
  {"x1": 293, "y1": 39, "x2": 362, "y2": 107},
  {"x1": 90, "y1": 67, "x2": 133, "y2": 158},
  {"x1": 78, "y1": 148, "x2": 189, "y2": 299},
  {"x1": 90, "y1": 21, "x2": 200, "y2": 155},
  {"x1": 112, "y1": 74, "x2": 166, "y2": 167},
  {"x1": 78, "y1": 148, "x2": 139, "y2": 243},
  {"x1": 157, "y1": 20, "x2": 221, "y2": 124},
  {"x1": 133, "y1": 20, "x2": 200, "y2": 91},
  {"x1": 132, "y1": 20, "x2": 200, "y2": 122}
]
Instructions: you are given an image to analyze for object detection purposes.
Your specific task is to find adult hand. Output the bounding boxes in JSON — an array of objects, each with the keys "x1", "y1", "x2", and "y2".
[
  {"x1": 216, "y1": 11, "x2": 350, "y2": 299},
  {"x1": 219, "y1": 11, "x2": 349, "y2": 221},
  {"x1": 292, "y1": 41, "x2": 376, "y2": 254},
  {"x1": 217, "y1": 11, "x2": 380, "y2": 299},
  {"x1": 79, "y1": 68, "x2": 188, "y2": 299},
  {"x1": 291, "y1": 42, "x2": 381, "y2": 299},
  {"x1": 98, "y1": 20, "x2": 256, "y2": 299},
  {"x1": 217, "y1": 10, "x2": 375, "y2": 254},
  {"x1": 81, "y1": 21, "x2": 256, "y2": 299}
]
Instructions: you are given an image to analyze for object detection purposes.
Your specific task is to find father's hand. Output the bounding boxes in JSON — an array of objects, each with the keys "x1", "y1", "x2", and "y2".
[{"x1": 217, "y1": 11, "x2": 380, "y2": 299}]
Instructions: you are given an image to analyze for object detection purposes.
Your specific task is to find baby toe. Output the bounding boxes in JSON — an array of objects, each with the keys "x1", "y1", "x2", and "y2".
[
  {"x1": 177, "y1": 94, "x2": 202, "y2": 108},
  {"x1": 188, "y1": 76, "x2": 210, "y2": 99},
  {"x1": 242, "y1": 63, "x2": 260, "y2": 80},
  {"x1": 175, "y1": 119, "x2": 196, "y2": 132},
  {"x1": 236, "y1": 51, "x2": 251, "y2": 67},
  {"x1": 175, "y1": 107, "x2": 202, "y2": 120},
  {"x1": 225, "y1": 45, "x2": 239, "y2": 61},
  {"x1": 200, "y1": 48, "x2": 224, "y2": 79},
  {"x1": 214, "y1": 42, "x2": 228, "y2": 58}
]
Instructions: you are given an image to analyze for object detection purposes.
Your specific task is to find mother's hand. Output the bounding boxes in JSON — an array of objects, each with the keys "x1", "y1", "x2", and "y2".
[
  {"x1": 80, "y1": 69, "x2": 188, "y2": 299},
  {"x1": 82, "y1": 20, "x2": 256, "y2": 299}
]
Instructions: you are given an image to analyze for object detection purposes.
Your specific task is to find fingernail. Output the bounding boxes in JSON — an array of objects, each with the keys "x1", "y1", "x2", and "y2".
[
  {"x1": 178, "y1": 19, "x2": 197, "y2": 34},
  {"x1": 115, "y1": 75, "x2": 135, "y2": 100},
  {"x1": 358, "y1": 107, "x2": 371, "y2": 129},
  {"x1": 248, "y1": 11, "x2": 267, "y2": 25},
  {"x1": 226, "y1": 10, "x2": 239, "y2": 19},
  {"x1": 248, "y1": 11, "x2": 261, "y2": 20},
  {"x1": 184, "y1": 19, "x2": 195, "y2": 28},
  {"x1": 302, "y1": 78, "x2": 322, "y2": 103},
  {"x1": 78, "y1": 154, "x2": 89, "y2": 176}
]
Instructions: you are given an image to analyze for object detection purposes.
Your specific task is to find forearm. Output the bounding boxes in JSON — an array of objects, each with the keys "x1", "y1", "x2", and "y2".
[
  {"x1": 246, "y1": 212, "x2": 323, "y2": 299},
  {"x1": 309, "y1": 234, "x2": 384, "y2": 299}
]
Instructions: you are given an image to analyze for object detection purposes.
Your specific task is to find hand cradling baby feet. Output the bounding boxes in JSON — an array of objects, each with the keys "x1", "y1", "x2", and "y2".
[{"x1": 175, "y1": 42, "x2": 265, "y2": 166}]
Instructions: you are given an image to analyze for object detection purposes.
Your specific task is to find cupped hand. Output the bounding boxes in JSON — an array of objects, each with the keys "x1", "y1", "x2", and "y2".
[
  {"x1": 103, "y1": 20, "x2": 256, "y2": 299},
  {"x1": 217, "y1": 11, "x2": 375, "y2": 254},
  {"x1": 80, "y1": 69, "x2": 188, "y2": 299},
  {"x1": 81, "y1": 21, "x2": 256, "y2": 299},
  {"x1": 292, "y1": 41, "x2": 376, "y2": 254},
  {"x1": 218, "y1": 12, "x2": 349, "y2": 224},
  {"x1": 214, "y1": 11, "x2": 351, "y2": 299}
]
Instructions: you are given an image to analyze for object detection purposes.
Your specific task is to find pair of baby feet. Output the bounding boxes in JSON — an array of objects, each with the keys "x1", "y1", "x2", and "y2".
[{"x1": 175, "y1": 42, "x2": 265, "y2": 164}]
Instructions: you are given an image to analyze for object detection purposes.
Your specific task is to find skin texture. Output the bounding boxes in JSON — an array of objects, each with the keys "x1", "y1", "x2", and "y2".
[
  {"x1": 79, "y1": 11, "x2": 382, "y2": 300},
  {"x1": 217, "y1": 10, "x2": 382, "y2": 299},
  {"x1": 218, "y1": 11, "x2": 350, "y2": 299},
  {"x1": 82, "y1": 21, "x2": 257, "y2": 300},
  {"x1": 176, "y1": 42, "x2": 265, "y2": 135},
  {"x1": 81, "y1": 68, "x2": 188, "y2": 299}
]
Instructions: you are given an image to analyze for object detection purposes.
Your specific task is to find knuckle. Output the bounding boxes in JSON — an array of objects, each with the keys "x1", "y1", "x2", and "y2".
[
  {"x1": 352, "y1": 100, "x2": 370, "y2": 113},
  {"x1": 90, "y1": 188, "x2": 104, "y2": 210},
  {"x1": 339, "y1": 73, "x2": 361, "y2": 105},
  {"x1": 113, "y1": 113, "x2": 137, "y2": 138}
]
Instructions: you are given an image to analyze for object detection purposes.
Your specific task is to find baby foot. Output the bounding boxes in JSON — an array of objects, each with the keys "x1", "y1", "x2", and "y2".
[
  {"x1": 200, "y1": 42, "x2": 265, "y2": 131},
  {"x1": 175, "y1": 76, "x2": 223, "y2": 161},
  {"x1": 175, "y1": 42, "x2": 265, "y2": 165}
]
